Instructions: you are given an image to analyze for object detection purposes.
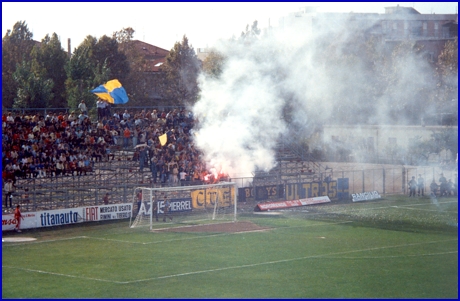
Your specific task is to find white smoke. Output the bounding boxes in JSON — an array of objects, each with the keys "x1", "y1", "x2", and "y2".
[
  {"x1": 193, "y1": 42, "x2": 287, "y2": 177},
  {"x1": 192, "y1": 12, "x2": 443, "y2": 177}
]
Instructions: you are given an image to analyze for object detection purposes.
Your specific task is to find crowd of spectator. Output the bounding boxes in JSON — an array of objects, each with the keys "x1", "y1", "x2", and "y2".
[{"x1": 2, "y1": 105, "x2": 215, "y2": 191}]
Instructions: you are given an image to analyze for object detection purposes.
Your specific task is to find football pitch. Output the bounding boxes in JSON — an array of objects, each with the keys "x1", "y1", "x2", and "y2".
[{"x1": 2, "y1": 195, "x2": 458, "y2": 298}]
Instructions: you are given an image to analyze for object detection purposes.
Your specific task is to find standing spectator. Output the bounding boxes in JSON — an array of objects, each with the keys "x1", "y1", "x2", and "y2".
[
  {"x1": 96, "y1": 99, "x2": 104, "y2": 120},
  {"x1": 439, "y1": 173, "x2": 448, "y2": 196},
  {"x1": 104, "y1": 102, "x2": 111, "y2": 119},
  {"x1": 56, "y1": 161, "x2": 64, "y2": 176},
  {"x1": 152, "y1": 198, "x2": 159, "y2": 222},
  {"x1": 430, "y1": 179, "x2": 438, "y2": 197},
  {"x1": 4, "y1": 179, "x2": 14, "y2": 208},
  {"x1": 136, "y1": 190, "x2": 143, "y2": 215},
  {"x1": 6, "y1": 112, "x2": 14, "y2": 124},
  {"x1": 160, "y1": 163, "x2": 168, "y2": 184},
  {"x1": 408, "y1": 176, "x2": 417, "y2": 197},
  {"x1": 172, "y1": 164, "x2": 179, "y2": 186},
  {"x1": 77, "y1": 159, "x2": 86, "y2": 176},
  {"x1": 123, "y1": 127, "x2": 131, "y2": 149},
  {"x1": 113, "y1": 111, "x2": 121, "y2": 120},
  {"x1": 14, "y1": 204, "x2": 23, "y2": 232},
  {"x1": 122, "y1": 109, "x2": 130, "y2": 120},
  {"x1": 179, "y1": 169, "x2": 187, "y2": 184},
  {"x1": 417, "y1": 174, "x2": 424, "y2": 196},
  {"x1": 103, "y1": 193, "x2": 110, "y2": 205},
  {"x1": 162, "y1": 196, "x2": 172, "y2": 222},
  {"x1": 139, "y1": 146, "x2": 147, "y2": 172},
  {"x1": 68, "y1": 111, "x2": 77, "y2": 123},
  {"x1": 150, "y1": 157, "x2": 158, "y2": 184},
  {"x1": 78, "y1": 100, "x2": 88, "y2": 115},
  {"x1": 132, "y1": 127, "x2": 139, "y2": 148}
]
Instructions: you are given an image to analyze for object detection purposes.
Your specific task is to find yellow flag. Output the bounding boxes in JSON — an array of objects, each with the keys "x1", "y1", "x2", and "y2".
[{"x1": 159, "y1": 133, "x2": 167, "y2": 146}]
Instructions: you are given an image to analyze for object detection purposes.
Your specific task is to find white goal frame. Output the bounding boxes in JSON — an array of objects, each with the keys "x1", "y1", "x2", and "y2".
[{"x1": 130, "y1": 181, "x2": 237, "y2": 230}]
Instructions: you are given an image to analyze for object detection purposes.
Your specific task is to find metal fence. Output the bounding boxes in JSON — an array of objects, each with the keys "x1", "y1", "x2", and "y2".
[
  {"x1": 4, "y1": 158, "x2": 457, "y2": 213},
  {"x1": 231, "y1": 165, "x2": 458, "y2": 204}
]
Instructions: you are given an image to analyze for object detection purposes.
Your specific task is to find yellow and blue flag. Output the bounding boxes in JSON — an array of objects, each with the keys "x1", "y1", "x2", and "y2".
[{"x1": 91, "y1": 79, "x2": 129, "y2": 104}]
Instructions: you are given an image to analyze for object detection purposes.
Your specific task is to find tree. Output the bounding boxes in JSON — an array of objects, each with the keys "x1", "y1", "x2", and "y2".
[
  {"x1": 431, "y1": 127, "x2": 458, "y2": 159},
  {"x1": 240, "y1": 20, "x2": 261, "y2": 43},
  {"x1": 65, "y1": 37, "x2": 99, "y2": 110},
  {"x1": 113, "y1": 27, "x2": 135, "y2": 45},
  {"x1": 65, "y1": 34, "x2": 129, "y2": 111},
  {"x1": 12, "y1": 60, "x2": 54, "y2": 109},
  {"x1": 31, "y1": 33, "x2": 69, "y2": 108},
  {"x1": 407, "y1": 127, "x2": 458, "y2": 165},
  {"x1": 159, "y1": 35, "x2": 201, "y2": 105},
  {"x1": 93, "y1": 35, "x2": 129, "y2": 83},
  {"x1": 201, "y1": 49, "x2": 226, "y2": 79},
  {"x1": 433, "y1": 37, "x2": 458, "y2": 125},
  {"x1": 2, "y1": 21, "x2": 35, "y2": 108}
]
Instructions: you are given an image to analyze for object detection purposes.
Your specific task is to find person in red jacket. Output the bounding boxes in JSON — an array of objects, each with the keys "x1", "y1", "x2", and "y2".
[
  {"x1": 123, "y1": 127, "x2": 131, "y2": 149},
  {"x1": 14, "y1": 204, "x2": 23, "y2": 232}
]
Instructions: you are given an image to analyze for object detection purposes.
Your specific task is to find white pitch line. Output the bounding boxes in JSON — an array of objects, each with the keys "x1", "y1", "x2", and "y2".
[
  {"x1": 121, "y1": 238, "x2": 458, "y2": 284},
  {"x1": 1, "y1": 236, "x2": 87, "y2": 247},
  {"x1": 320, "y1": 250, "x2": 458, "y2": 259},
  {"x1": 397, "y1": 200, "x2": 457, "y2": 207},
  {"x1": 325, "y1": 200, "x2": 458, "y2": 214},
  {"x1": 83, "y1": 221, "x2": 353, "y2": 245},
  {"x1": 4, "y1": 238, "x2": 456, "y2": 284},
  {"x1": 391, "y1": 206, "x2": 457, "y2": 213},
  {"x1": 1, "y1": 265, "x2": 126, "y2": 284}
]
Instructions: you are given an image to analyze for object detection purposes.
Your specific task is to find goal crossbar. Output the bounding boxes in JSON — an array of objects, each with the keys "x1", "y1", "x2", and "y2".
[{"x1": 130, "y1": 182, "x2": 237, "y2": 230}]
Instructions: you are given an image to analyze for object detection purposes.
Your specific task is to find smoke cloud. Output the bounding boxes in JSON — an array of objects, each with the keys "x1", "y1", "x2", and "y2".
[{"x1": 192, "y1": 12, "x2": 444, "y2": 178}]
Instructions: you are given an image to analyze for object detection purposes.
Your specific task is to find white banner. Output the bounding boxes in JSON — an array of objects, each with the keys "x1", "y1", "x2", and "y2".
[
  {"x1": 37, "y1": 208, "x2": 84, "y2": 228},
  {"x1": 351, "y1": 191, "x2": 382, "y2": 202},
  {"x1": 2, "y1": 203, "x2": 133, "y2": 232},
  {"x1": 2, "y1": 212, "x2": 38, "y2": 231},
  {"x1": 257, "y1": 196, "x2": 331, "y2": 211}
]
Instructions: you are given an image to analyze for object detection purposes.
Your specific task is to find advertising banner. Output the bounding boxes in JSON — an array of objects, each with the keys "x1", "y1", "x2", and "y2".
[
  {"x1": 285, "y1": 181, "x2": 337, "y2": 200},
  {"x1": 2, "y1": 203, "x2": 134, "y2": 232},
  {"x1": 37, "y1": 208, "x2": 84, "y2": 228},
  {"x1": 239, "y1": 184, "x2": 284, "y2": 202},
  {"x1": 351, "y1": 191, "x2": 382, "y2": 202},
  {"x1": 84, "y1": 203, "x2": 133, "y2": 221},
  {"x1": 256, "y1": 196, "x2": 331, "y2": 211},
  {"x1": 137, "y1": 199, "x2": 192, "y2": 216},
  {"x1": 2, "y1": 212, "x2": 38, "y2": 231},
  {"x1": 191, "y1": 187, "x2": 235, "y2": 209}
]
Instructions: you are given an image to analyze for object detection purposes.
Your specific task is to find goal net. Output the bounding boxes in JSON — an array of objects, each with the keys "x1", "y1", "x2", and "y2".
[{"x1": 129, "y1": 182, "x2": 237, "y2": 230}]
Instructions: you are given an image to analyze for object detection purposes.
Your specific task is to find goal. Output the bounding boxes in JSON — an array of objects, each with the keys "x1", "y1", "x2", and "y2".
[{"x1": 129, "y1": 182, "x2": 237, "y2": 230}]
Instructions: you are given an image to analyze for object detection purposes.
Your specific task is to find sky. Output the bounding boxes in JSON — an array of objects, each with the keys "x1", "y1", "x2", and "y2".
[{"x1": 2, "y1": 2, "x2": 458, "y2": 51}]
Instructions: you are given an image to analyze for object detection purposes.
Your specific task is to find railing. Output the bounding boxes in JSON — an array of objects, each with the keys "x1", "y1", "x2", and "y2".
[{"x1": 3, "y1": 106, "x2": 191, "y2": 116}]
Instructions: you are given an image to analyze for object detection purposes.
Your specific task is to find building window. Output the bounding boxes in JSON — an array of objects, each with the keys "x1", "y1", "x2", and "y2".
[
  {"x1": 411, "y1": 21, "x2": 422, "y2": 37},
  {"x1": 388, "y1": 137, "x2": 397, "y2": 145},
  {"x1": 434, "y1": 22, "x2": 439, "y2": 37},
  {"x1": 442, "y1": 26, "x2": 450, "y2": 38},
  {"x1": 423, "y1": 22, "x2": 427, "y2": 37},
  {"x1": 404, "y1": 22, "x2": 409, "y2": 36}
]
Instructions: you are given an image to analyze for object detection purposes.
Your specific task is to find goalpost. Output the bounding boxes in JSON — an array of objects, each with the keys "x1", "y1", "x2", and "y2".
[{"x1": 129, "y1": 182, "x2": 237, "y2": 230}]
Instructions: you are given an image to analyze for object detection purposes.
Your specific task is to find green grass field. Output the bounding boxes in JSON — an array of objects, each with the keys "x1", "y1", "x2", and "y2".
[{"x1": 2, "y1": 195, "x2": 458, "y2": 298}]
